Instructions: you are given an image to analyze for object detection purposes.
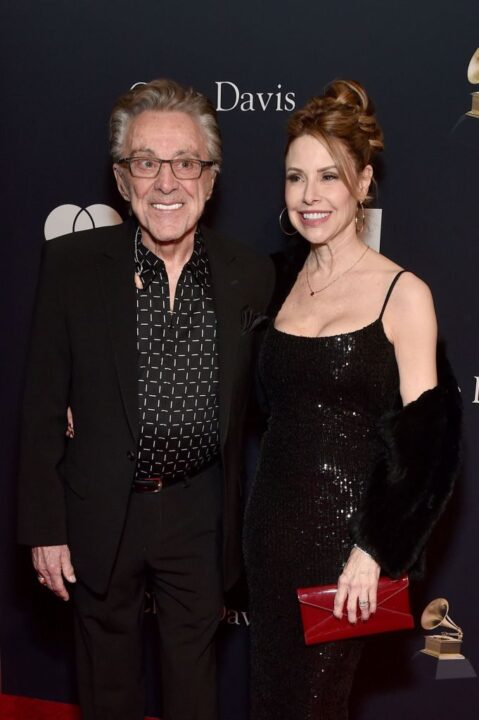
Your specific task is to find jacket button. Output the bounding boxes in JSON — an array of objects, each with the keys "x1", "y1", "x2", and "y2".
[{"x1": 127, "y1": 451, "x2": 136, "y2": 461}]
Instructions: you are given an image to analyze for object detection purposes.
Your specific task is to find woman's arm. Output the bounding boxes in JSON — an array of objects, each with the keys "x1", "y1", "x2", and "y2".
[
  {"x1": 346, "y1": 274, "x2": 461, "y2": 585},
  {"x1": 334, "y1": 274, "x2": 454, "y2": 623},
  {"x1": 385, "y1": 272, "x2": 438, "y2": 405}
]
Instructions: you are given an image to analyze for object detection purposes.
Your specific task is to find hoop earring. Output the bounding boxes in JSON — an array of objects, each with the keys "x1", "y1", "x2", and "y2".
[
  {"x1": 355, "y1": 201, "x2": 366, "y2": 234},
  {"x1": 279, "y1": 207, "x2": 297, "y2": 236}
]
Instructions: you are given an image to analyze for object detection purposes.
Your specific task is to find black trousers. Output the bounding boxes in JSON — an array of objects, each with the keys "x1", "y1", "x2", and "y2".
[{"x1": 73, "y1": 463, "x2": 224, "y2": 720}]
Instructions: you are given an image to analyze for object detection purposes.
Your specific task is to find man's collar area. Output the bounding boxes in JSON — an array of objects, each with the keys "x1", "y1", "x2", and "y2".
[{"x1": 134, "y1": 227, "x2": 208, "y2": 286}]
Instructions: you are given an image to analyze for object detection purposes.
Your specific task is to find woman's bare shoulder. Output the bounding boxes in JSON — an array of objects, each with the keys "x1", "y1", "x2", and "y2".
[
  {"x1": 383, "y1": 269, "x2": 437, "y2": 348},
  {"x1": 389, "y1": 270, "x2": 434, "y2": 310},
  {"x1": 368, "y1": 251, "x2": 432, "y2": 302}
]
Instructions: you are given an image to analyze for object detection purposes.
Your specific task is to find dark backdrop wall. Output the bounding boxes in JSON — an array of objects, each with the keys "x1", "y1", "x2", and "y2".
[{"x1": 1, "y1": 1, "x2": 478, "y2": 718}]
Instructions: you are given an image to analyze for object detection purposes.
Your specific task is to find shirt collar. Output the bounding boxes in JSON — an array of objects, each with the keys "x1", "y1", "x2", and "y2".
[
  {"x1": 187, "y1": 230, "x2": 210, "y2": 287},
  {"x1": 134, "y1": 226, "x2": 209, "y2": 289}
]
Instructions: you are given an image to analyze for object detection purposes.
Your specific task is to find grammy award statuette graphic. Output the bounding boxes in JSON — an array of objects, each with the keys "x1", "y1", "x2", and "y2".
[
  {"x1": 466, "y1": 48, "x2": 479, "y2": 118},
  {"x1": 413, "y1": 598, "x2": 476, "y2": 680},
  {"x1": 451, "y1": 46, "x2": 479, "y2": 147}
]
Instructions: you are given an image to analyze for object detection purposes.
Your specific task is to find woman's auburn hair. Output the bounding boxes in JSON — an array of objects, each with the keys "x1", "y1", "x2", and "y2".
[{"x1": 286, "y1": 79, "x2": 384, "y2": 201}]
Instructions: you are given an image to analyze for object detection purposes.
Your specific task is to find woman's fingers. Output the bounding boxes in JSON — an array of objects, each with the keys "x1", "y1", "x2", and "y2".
[
  {"x1": 333, "y1": 574, "x2": 348, "y2": 618},
  {"x1": 334, "y1": 547, "x2": 381, "y2": 623}
]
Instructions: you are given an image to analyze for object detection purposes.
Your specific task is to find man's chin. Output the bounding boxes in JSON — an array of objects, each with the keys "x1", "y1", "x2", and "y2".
[{"x1": 139, "y1": 222, "x2": 197, "y2": 252}]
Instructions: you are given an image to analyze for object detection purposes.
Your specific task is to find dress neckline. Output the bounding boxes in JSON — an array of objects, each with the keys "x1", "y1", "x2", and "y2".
[{"x1": 272, "y1": 317, "x2": 393, "y2": 345}]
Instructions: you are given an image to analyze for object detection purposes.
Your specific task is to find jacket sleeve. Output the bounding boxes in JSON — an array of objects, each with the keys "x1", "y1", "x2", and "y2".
[
  {"x1": 349, "y1": 346, "x2": 462, "y2": 578},
  {"x1": 17, "y1": 241, "x2": 71, "y2": 546}
]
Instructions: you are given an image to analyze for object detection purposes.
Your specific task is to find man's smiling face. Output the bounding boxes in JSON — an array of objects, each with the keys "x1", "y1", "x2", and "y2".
[{"x1": 113, "y1": 110, "x2": 216, "y2": 252}]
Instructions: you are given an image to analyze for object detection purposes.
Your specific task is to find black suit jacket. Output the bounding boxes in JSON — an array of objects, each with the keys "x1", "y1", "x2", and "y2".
[{"x1": 17, "y1": 220, "x2": 274, "y2": 593}]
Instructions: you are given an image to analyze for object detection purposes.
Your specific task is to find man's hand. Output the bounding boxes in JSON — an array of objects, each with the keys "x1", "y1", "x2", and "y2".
[
  {"x1": 66, "y1": 406, "x2": 74, "y2": 438},
  {"x1": 32, "y1": 545, "x2": 76, "y2": 601}
]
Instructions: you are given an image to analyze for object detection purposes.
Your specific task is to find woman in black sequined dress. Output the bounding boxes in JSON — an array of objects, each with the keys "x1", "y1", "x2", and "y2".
[{"x1": 243, "y1": 80, "x2": 440, "y2": 719}]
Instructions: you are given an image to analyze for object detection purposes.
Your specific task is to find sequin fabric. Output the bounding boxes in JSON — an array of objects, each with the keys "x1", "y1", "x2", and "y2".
[{"x1": 244, "y1": 318, "x2": 400, "y2": 720}]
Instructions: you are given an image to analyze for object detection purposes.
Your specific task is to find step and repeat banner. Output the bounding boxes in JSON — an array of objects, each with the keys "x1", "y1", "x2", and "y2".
[{"x1": 1, "y1": 1, "x2": 478, "y2": 718}]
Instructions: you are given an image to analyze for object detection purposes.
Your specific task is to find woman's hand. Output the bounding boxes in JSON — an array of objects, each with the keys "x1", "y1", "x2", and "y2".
[{"x1": 333, "y1": 546, "x2": 380, "y2": 623}]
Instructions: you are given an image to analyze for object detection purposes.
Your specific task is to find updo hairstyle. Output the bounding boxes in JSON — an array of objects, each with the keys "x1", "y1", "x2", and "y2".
[{"x1": 286, "y1": 80, "x2": 384, "y2": 202}]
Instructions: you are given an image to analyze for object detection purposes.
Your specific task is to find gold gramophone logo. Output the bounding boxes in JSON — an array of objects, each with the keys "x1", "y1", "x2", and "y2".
[
  {"x1": 419, "y1": 597, "x2": 476, "y2": 679},
  {"x1": 421, "y1": 598, "x2": 463, "y2": 658},
  {"x1": 466, "y1": 48, "x2": 479, "y2": 118}
]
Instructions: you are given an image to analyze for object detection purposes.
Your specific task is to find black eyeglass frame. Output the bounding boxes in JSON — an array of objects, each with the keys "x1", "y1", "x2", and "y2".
[{"x1": 117, "y1": 156, "x2": 215, "y2": 179}]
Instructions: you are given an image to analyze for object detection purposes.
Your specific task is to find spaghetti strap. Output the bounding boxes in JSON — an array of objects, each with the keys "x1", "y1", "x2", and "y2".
[{"x1": 378, "y1": 270, "x2": 407, "y2": 320}]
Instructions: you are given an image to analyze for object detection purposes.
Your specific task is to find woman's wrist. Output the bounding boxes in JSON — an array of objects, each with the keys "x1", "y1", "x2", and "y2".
[{"x1": 353, "y1": 543, "x2": 373, "y2": 560}]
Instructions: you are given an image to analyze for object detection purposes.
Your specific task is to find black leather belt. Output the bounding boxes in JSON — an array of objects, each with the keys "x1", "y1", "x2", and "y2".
[
  {"x1": 132, "y1": 458, "x2": 220, "y2": 493},
  {"x1": 132, "y1": 474, "x2": 187, "y2": 493}
]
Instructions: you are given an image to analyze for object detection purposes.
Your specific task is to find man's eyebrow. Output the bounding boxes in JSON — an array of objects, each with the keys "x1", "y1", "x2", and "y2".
[
  {"x1": 128, "y1": 146, "x2": 156, "y2": 156},
  {"x1": 128, "y1": 147, "x2": 202, "y2": 158}
]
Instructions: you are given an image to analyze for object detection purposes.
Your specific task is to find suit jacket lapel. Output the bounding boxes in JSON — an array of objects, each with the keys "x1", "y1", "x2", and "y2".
[
  {"x1": 203, "y1": 228, "x2": 243, "y2": 448},
  {"x1": 98, "y1": 220, "x2": 139, "y2": 442}
]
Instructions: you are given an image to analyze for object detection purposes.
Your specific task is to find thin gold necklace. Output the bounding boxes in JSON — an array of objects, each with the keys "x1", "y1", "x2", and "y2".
[{"x1": 306, "y1": 245, "x2": 369, "y2": 297}]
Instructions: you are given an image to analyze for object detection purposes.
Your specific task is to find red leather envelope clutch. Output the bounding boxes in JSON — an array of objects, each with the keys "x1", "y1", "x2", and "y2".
[{"x1": 297, "y1": 576, "x2": 414, "y2": 645}]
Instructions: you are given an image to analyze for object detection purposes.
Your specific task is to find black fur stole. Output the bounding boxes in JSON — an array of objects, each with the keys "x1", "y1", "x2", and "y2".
[{"x1": 349, "y1": 348, "x2": 462, "y2": 578}]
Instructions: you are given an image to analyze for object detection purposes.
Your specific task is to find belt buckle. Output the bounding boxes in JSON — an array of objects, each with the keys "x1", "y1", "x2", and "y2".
[
  {"x1": 149, "y1": 477, "x2": 163, "y2": 492},
  {"x1": 136, "y1": 477, "x2": 163, "y2": 493}
]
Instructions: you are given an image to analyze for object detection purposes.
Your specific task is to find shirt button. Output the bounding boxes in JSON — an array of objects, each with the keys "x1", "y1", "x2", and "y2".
[{"x1": 127, "y1": 451, "x2": 136, "y2": 461}]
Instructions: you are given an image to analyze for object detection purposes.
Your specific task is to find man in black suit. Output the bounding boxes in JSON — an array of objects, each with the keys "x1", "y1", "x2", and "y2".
[{"x1": 18, "y1": 79, "x2": 274, "y2": 720}]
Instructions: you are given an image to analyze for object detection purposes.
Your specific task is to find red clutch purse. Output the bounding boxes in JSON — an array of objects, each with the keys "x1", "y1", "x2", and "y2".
[{"x1": 297, "y1": 575, "x2": 414, "y2": 645}]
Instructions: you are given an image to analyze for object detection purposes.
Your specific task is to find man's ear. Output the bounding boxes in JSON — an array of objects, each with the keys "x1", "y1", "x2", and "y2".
[
  {"x1": 205, "y1": 171, "x2": 217, "y2": 202},
  {"x1": 113, "y1": 165, "x2": 131, "y2": 202}
]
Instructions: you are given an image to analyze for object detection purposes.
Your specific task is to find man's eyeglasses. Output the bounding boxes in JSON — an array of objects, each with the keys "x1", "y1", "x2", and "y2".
[{"x1": 118, "y1": 157, "x2": 215, "y2": 180}]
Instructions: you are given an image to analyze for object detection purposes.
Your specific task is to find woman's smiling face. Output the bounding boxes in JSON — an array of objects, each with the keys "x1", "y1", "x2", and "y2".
[{"x1": 285, "y1": 134, "x2": 371, "y2": 246}]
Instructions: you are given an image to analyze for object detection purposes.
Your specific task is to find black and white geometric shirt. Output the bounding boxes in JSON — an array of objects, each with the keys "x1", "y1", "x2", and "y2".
[{"x1": 134, "y1": 228, "x2": 220, "y2": 481}]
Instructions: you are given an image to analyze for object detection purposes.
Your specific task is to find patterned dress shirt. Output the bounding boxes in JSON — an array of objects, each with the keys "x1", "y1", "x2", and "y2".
[{"x1": 134, "y1": 228, "x2": 220, "y2": 480}]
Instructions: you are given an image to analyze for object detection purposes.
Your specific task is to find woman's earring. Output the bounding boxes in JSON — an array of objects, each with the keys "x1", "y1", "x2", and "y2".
[
  {"x1": 279, "y1": 207, "x2": 297, "y2": 236},
  {"x1": 355, "y1": 201, "x2": 366, "y2": 234}
]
